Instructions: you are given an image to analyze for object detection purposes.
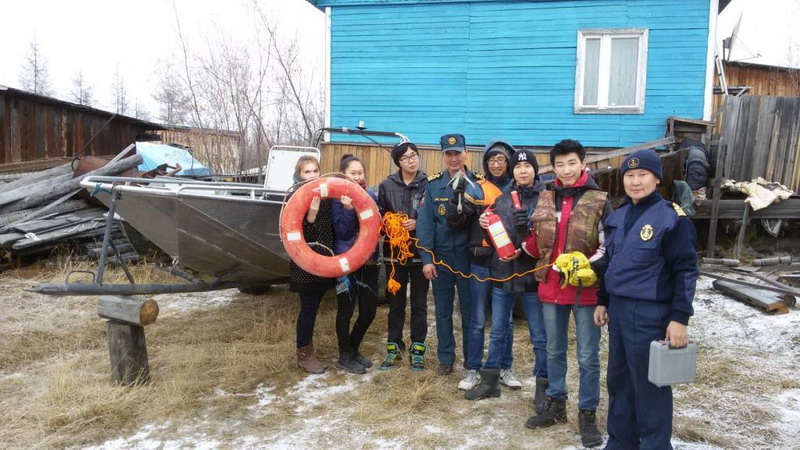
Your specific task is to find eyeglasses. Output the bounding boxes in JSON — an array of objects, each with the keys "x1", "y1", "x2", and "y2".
[
  {"x1": 487, "y1": 157, "x2": 507, "y2": 166},
  {"x1": 399, "y1": 153, "x2": 419, "y2": 163}
]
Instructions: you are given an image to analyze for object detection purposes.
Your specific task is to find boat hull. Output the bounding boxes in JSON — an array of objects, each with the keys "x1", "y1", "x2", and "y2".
[{"x1": 81, "y1": 176, "x2": 290, "y2": 284}]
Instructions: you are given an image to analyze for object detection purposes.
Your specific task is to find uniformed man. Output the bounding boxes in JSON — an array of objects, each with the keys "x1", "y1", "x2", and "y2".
[
  {"x1": 594, "y1": 149, "x2": 699, "y2": 449},
  {"x1": 416, "y1": 133, "x2": 483, "y2": 375}
]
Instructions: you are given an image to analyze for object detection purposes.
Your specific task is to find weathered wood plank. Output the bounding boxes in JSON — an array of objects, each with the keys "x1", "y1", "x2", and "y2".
[
  {"x1": 712, "y1": 279, "x2": 791, "y2": 315},
  {"x1": 0, "y1": 154, "x2": 142, "y2": 213},
  {"x1": 0, "y1": 162, "x2": 73, "y2": 195}
]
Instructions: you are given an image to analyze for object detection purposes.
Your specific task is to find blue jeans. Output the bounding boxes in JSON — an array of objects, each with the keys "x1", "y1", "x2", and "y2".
[
  {"x1": 542, "y1": 302, "x2": 601, "y2": 410},
  {"x1": 485, "y1": 288, "x2": 548, "y2": 379},
  {"x1": 466, "y1": 264, "x2": 513, "y2": 370},
  {"x1": 431, "y1": 253, "x2": 472, "y2": 366}
]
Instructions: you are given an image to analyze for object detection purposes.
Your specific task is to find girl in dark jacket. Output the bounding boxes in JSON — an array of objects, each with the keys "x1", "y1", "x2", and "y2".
[
  {"x1": 289, "y1": 155, "x2": 336, "y2": 374},
  {"x1": 330, "y1": 154, "x2": 380, "y2": 374},
  {"x1": 468, "y1": 150, "x2": 548, "y2": 403}
]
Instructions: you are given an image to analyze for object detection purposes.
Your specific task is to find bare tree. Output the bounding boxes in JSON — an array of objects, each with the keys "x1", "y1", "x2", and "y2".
[
  {"x1": 69, "y1": 71, "x2": 94, "y2": 106},
  {"x1": 133, "y1": 99, "x2": 151, "y2": 121},
  {"x1": 154, "y1": 1, "x2": 324, "y2": 174},
  {"x1": 19, "y1": 37, "x2": 54, "y2": 96},
  {"x1": 112, "y1": 67, "x2": 129, "y2": 115},
  {"x1": 153, "y1": 65, "x2": 191, "y2": 125}
]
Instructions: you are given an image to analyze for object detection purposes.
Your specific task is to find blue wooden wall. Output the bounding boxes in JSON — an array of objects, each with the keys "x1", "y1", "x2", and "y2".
[{"x1": 315, "y1": 0, "x2": 711, "y2": 148}]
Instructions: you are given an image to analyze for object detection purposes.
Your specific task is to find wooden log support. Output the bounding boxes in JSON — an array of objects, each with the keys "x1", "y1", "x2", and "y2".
[
  {"x1": 99, "y1": 295, "x2": 159, "y2": 385},
  {"x1": 99, "y1": 295, "x2": 159, "y2": 326},
  {"x1": 106, "y1": 321, "x2": 150, "y2": 385},
  {"x1": 712, "y1": 279, "x2": 792, "y2": 314}
]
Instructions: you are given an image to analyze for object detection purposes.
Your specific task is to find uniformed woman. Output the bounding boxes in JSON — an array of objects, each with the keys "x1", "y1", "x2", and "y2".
[{"x1": 594, "y1": 149, "x2": 699, "y2": 449}]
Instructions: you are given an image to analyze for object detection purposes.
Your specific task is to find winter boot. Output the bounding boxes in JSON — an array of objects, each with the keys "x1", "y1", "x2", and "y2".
[
  {"x1": 578, "y1": 409, "x2": 604, "y2": 448},
  {"x1": 409, "y1": 342, "x2": 427, "y2": 371},
  {"x1": 465, "y1": 368, "x2": 502, "y2": 401},
  {"x1": 499, "y1": 369, "x2": 522, "y2": 390},
  {"x1": 296, "y1": 344, "x2": 326, "y2": 374},
  {"x1": 337, "y1": 350, "x2": 366, "y2": 374},
  {"x1": 533, "y1": 376, "x2": 549, "y2": 414},
  {"x1": 353, "y1": 350, "x2": 373, "y2": 369},
  {"x1": 524, "y1": 396, "x2": 567, "y2": 429},
  {"x1": 379, "y1": 341, "x2": 402, "y2": 370}
]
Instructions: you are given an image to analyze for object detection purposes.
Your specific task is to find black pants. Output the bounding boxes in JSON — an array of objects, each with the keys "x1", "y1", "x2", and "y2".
[
  {"x1": 336, "y1": 264, "x2": 379, "y2": 354},
  {"x1": 296, "y1": 290, "x2": 326, "y2": 348},
  {"x1": 385, "y1": 263, "x2": 429, "y2": 351}
]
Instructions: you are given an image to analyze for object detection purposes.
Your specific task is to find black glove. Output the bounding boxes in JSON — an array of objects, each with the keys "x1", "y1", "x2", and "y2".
[
  {"x1": 452, "y1": 177, "x2": 466, "y2": 199},
  {"x1": 513, "y1": 209, "x2": 530, "y2": 235}
]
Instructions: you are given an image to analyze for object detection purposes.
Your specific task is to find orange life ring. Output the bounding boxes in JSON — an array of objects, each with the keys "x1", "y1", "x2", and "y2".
[{"x1": 280, "y1": 176, "x2": 381, "y2": 278}]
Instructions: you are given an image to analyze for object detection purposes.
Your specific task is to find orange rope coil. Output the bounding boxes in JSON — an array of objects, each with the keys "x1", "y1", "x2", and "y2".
[{"x1": 382, "y1": 211, "x2": 549, "y2": 293}]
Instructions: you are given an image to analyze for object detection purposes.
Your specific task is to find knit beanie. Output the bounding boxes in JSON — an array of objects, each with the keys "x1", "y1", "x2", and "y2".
[
  {"x1": 391, "y1": 142, "x2": 419, "y2": 167},
  {"x1": 620, "y1": 149, "x2": 663, "y2": 180},
  {"x1": 510, "y1": 149, "x2": 539, "y2": 175}
]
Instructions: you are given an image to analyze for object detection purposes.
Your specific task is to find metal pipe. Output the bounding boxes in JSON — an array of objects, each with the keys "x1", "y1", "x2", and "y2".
[
  {"x1": 96, "y1": 187, "x2": 120, "y2": 284},
  {"x1": 27, "y1": 280, "x2": 240, "y2": 296}
]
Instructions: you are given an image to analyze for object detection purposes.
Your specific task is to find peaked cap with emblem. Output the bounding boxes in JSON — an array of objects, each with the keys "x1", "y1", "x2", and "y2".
[{"x1": 440, "y1": 134, "x2": 466, "y2": 152}]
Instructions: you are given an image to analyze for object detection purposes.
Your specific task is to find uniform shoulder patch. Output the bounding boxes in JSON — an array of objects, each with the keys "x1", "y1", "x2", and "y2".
[
  {"x1": 427, "y1": 172, "x2": 442, "y2": 181},
  {"x1": 670, "y1": 202, "x2": 686, "y2": 217}
]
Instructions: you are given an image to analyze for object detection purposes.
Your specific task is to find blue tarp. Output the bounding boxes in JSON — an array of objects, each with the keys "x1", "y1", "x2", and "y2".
[{"x1": 136, "y1": 142, "x2": 210, "y2": 176}]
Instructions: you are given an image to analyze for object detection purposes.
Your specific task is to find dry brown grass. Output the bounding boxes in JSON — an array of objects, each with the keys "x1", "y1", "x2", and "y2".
[{"x1": 0, "y1": 259, "x2": 793, "y2": 448}]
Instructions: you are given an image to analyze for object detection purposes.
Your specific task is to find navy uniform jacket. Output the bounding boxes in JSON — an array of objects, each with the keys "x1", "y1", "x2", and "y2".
[
  {"x1": 598, "y1": 191, "x2": 698, "y2": 325},
  {"x1": 416, "y1": 168, "x2": 483, "y2": 265}
]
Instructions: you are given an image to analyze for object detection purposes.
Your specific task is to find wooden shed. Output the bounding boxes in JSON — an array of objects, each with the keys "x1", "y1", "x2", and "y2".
[{"x1": 0, "y1": 85, "x2": 163, "y2": 164}]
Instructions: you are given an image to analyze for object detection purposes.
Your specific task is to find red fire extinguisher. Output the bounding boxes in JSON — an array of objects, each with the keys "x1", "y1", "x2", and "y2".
[{"x1": 485, "y1": 191, "x2": 522, "y2": 259}]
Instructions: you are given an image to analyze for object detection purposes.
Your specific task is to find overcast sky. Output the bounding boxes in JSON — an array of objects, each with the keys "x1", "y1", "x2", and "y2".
[
  {"x1": 0, "y1": 0, "x2": 325, "y2": 118},
  {"x1": 718, "y1": 0, "x2": 800, "y2": 68},
  {"x1": 1, "y1": 0, "x2": 797, "y2": 122}
]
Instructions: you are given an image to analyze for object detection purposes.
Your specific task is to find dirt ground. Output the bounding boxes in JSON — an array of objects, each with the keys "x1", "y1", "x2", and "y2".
[{"x1": 1, "y1": 261, "x2": 798, "y2": 449}]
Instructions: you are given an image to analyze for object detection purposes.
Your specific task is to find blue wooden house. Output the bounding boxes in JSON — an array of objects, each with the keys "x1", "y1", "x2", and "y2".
[{"x1": 307, "y1": 0, "x2": 721, "y2": 149}]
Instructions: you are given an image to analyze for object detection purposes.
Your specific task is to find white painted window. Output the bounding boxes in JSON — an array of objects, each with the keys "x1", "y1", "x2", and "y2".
[{"x1": 575, "y1": 28, "x2": 648, "y2": 114}]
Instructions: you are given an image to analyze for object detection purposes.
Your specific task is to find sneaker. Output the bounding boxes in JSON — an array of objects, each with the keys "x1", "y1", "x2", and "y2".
[
  {"x1": 458, "y1": 369, "x2": 481, "y2": 391},
  {"x1": 379, "y1": 342, "x2": 402, "y2": 370},
  {"x1": 436, "y1": 363, "x2": 454, "y2": 376},
  {"x1": 409, "y1": 342, "x2": 427, "y2": 371},
  {"x1": 499, "y1": 369, "x2": 522, "y2": 390}
]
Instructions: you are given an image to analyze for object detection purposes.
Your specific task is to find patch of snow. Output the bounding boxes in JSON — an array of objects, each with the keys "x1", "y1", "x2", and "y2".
[
  {"x1": 155, "y1": 289, "x2": 238, "y2": 315},
  {"x1": 775, "y1": 388, "x2": 800, "y2": 446},
  {"x1": 692, "y1": 276, "x2": 800, "y2": 371}
]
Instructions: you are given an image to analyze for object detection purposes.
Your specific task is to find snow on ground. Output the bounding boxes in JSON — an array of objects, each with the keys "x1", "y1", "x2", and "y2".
[
  {"x1": 154, "y1": 289, "x2": 239, "y2": 316},
  {"x1": 84, "y1": 276, "x2": 800, "y2": 449}
]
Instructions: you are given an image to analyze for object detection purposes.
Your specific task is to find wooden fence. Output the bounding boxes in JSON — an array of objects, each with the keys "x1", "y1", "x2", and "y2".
[
  {"x1": 717, "y1": 95, "x2": 800, "y2": 191},
  {"x1": 318, "y1": 142, "x2": 644, "y2": 185}
]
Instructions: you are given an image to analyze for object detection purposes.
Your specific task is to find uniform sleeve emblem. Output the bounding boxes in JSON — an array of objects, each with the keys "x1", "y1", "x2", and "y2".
[
  {"x1": 437, "y1": 204, "x2": 446, "y2": 216},
  {"x1": 640, "y1": 224, "x2": 654, "y2": 241},
  {"x1": 627, "y1": 157, "x2": 640, "y2": 169}
]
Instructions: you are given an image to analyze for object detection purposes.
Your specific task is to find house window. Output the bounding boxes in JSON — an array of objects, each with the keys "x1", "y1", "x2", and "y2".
[{"x1": 575, "y1": 29, "x2": 648, "y2": 114}]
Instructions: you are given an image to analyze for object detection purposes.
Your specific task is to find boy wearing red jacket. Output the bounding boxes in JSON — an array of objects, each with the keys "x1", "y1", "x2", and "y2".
[{"x1": 521, "y1": 139, "x2": 611, "y2": 448}]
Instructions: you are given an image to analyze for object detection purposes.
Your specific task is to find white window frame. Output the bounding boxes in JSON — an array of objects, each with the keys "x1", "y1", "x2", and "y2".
[{"x1": 575, "y1": 28, "x2": 649, "y2": 114}]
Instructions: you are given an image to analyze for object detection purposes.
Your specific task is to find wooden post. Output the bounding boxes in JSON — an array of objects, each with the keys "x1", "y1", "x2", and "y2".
[
  {"x1": 734, "y1": 205, "x2": 750, "y2": 259},
  {"x1": 99, "y1": 295, "x2": 159, "y2": 385},
  {"x1": 107, "y1": 321, "x2": 150, "y2": 385}
]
